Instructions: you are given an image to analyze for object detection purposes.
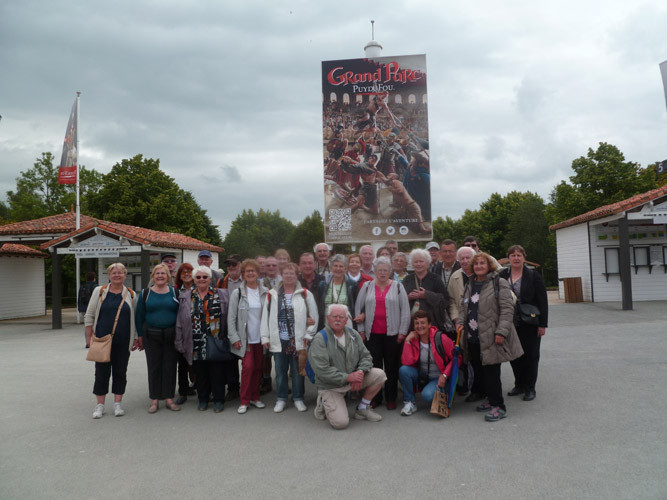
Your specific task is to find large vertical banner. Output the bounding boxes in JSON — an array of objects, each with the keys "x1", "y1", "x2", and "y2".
[
  {"x1": 322, "y1": 54, "x2": 431, "y2": 243},
  {"x1": 58, "y1": 98, "x2": 78, "y2": 184}
]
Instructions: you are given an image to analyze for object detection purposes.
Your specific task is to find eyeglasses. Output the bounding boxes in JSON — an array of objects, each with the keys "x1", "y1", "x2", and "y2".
[
  {"x1": 195, "y1": 276, "x2": 209, "y2": 280},
  {"x1": 464, "y1": 243, "x2": 479, "y2": 249}
]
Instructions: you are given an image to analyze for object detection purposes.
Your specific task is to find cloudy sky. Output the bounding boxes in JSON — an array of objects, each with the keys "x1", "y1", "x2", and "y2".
[{"x1": 1, "y1": 0, "x2": 666, "y2": 237}]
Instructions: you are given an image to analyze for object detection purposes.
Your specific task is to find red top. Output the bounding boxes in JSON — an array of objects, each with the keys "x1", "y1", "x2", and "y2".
[
  {"x1": 401, "y1": 326, "x2": 457, "y2": 379},
  {"x1": 371, "y1": 285, "x2": 389, "y2": 334}
]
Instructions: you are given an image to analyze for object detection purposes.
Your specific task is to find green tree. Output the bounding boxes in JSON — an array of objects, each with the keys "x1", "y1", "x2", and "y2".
[
  {"x1": 548, "y1": 142, "x2": 657, "y2": 224},
  {"x1": 222, "y1": 209, "x2": 295, "y2": 258},
  {"x1": 285, "y1": 210, "x2": 324, "y2": 258},
  {"x1": 5, "y1": 152, "x2": 104, "y2": 221},
  {"x1": 88, "y1": 155, "x2": 221, "y2": 245},
  {"x1": 503, "y1": 195, "x2": 553, "y2": 267}
]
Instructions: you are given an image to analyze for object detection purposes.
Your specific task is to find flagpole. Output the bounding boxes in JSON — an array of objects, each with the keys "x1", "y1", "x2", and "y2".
[
  {"x1": 76, "y1": 91, "x2": 81, "y2": 230},
  {"x1": 75, "y1": 91, "x2": 81, "y2": 324}
]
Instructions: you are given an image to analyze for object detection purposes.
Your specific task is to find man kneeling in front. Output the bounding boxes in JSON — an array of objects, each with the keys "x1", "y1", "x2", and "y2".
[{"x1": 308, "y1": 304, "x2": 387, "y2": 429}]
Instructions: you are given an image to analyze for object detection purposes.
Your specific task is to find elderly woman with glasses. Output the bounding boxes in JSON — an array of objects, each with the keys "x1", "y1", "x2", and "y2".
[
  {"x1": 175, "y1": 265, "x2": 230, "y2": 413},
  {"x1": 402, "y1": 248, "x2": 448, "y2": 325},
  {"x1": 228, "y1": 259, "x2": 269, "y2": 414},
  {"x1": 354, "y1": 256, "x2": 410, "y2": 409}
]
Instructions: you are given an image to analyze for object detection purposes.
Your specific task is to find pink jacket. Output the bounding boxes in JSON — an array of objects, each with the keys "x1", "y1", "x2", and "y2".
[{"x1": 401, "y1": 326, "x2": 456, "y2": 379}]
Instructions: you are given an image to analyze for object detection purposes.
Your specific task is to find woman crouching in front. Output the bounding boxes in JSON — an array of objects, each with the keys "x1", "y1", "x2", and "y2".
[{"x1": 398, "y1": 310, "x2": 456, "y2": 416}]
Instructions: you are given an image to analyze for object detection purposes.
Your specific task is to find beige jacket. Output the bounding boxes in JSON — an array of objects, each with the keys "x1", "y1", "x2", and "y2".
[{"x1": 457, "y1": 273, "x2": 523, "y2": 365}]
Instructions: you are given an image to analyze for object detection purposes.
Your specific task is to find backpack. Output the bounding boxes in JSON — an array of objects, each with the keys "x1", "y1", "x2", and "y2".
[
  {"x1": 305, "y1": 329, "x2": 329, "y2": 384},
  {"x1": 77, "y1": 283, "x2": 94, "y2": 310}
]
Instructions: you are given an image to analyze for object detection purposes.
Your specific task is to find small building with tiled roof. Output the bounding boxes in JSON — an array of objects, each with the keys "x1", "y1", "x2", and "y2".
[
  {"x1": 0, "y1": 209, "x2": 224, "y2": 326},
  {"x1": 0, "y1": 244, "x2": 48, "y2": 320},
  {"x1": 549, "y1": 186, "x2": 667, "y2": 305}
]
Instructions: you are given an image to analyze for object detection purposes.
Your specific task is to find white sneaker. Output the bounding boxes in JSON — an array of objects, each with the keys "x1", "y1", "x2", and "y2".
[
  {"x1": 92, "y1": 404, "x2": 105, "y2": 419},
  {"x1": 237, "y1": 405, "x2": 248, "y2": 414},
  {"x1": 314, "y1": 393, "x2": 325, "y2": 420},
  {"x1": 249, "y1": 400, "x2": 266, "y2": 409},
  {"x1": 273, "y1": 400, "x2": 286, "y2": 413},
  {"x1": 294, "y1": 400, "x2": 307, "y2": 412},
  {"x1": 401, "y1": 401, "x2": 417, "y2": 416},
  {"x1": 113, "y1": 402, "x2": 125, "y2": 417}
]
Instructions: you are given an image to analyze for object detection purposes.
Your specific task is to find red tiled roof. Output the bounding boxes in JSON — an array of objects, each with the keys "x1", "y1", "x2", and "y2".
[
  {"x1": 0, "y1": 243, "x2": 48, "y2": 258},
  {"x1": 549, "y1": 186, "x2": 667, "y2": 232},
  {"x1": 40, "y1": 220, "x2": 223, "y2": 253},
  {"x1": 0, "y1": 211, "x2": 98, "y2": 235}
]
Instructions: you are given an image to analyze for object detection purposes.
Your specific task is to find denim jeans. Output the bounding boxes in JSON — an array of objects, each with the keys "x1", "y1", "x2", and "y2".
[
  {"x1": 398, "y1": 365, "x2": 439, "y2": 404},
  {"x1": 274, "y1": 339, "x2": 304, "y2": 401}
]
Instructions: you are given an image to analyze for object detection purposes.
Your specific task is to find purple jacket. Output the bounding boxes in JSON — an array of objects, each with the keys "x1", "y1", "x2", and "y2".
[{"x1": 175, "y1": 288, "x2": 229, "y2": 365}]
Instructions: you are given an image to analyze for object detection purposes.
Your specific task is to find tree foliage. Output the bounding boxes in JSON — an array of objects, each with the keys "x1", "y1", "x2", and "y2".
[
  {"x1": 547, "y1": 142, "x2": 657, "y2": 224},
  {"x1": 222, "y1": 209, "x2": 296, "y2": 258},
  {"x1": 285, "y1": 210, "x2": 324, "y2": 258},
  {"x1": 88, "y1": 155, "x2": 221, "y2": 245},
  {"x1": 5, "y1": 152, "x2": 104, "y2": 221}
]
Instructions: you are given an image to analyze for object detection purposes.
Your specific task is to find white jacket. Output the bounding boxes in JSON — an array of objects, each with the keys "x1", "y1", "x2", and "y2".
[{"x1": 260, "y1": 284, "x2": 319, "y2": 352}]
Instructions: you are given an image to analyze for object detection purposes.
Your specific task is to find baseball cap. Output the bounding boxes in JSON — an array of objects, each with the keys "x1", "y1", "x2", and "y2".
[
  {"x1": 198, "y1": 250, "x2": 212, "y2": 258},
  {"x1": 425, "y1": 242, "x2": 439, "y2": 251}
]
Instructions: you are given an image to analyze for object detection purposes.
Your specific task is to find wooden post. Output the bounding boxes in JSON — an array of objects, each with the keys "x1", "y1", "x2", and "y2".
[
  {"x1": 51, "y1": 250, "x2": 62, "y2": 329},
  {"x1": 141, "y1": 248, "x2": 150, "y2": 290},
  {"x1": 618, "y1": 215, "x2": 633, "y2": 310}
]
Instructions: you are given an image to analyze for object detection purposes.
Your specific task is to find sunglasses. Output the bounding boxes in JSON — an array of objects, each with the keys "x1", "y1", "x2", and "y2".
[
  {"x1": 195, "y1": 276, "x2": 210, "y2": 280},
  {"x1": 464, "y1": 243, "x2": 479, "y2": 248},
  {"x1": 163, "y1": 259, "x2": 176, "y2": 263}
]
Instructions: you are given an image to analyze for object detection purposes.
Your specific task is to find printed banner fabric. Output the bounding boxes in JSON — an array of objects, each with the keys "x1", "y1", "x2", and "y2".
[
  {"x1": 321, "y1": 54, "x2": 432, "y2": 243},
  {"x1": 58, "y1": 98, "x2": 78, "y2": 184}
]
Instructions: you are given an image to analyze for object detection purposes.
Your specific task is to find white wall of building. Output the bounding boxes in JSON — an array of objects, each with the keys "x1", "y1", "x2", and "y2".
[
  {"x1": 555, "y1": 223, "x2": 593, "y2": 301},
  {"x1": 589, "y1": 222, "x2": 667, "y2": 302},
  {"x1": 0, "y1": 257, "x2": 46, "y2": 320}
]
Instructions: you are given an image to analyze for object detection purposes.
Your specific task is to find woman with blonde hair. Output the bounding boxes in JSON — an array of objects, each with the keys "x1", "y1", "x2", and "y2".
[
  {"x1": 85, "y1": 263, "x2": 138, "y2": 419},
  {"x1": 456, "y1": 252, "x2": 523, "y2": 422},
  {"x1": 135, "y1": 263, "x2": 181, "y2": 413}
]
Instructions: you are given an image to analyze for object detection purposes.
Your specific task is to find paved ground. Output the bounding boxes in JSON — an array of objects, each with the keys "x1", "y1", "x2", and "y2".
[{"x1": 1, "y1": 301, "x2": 666, "y2": 499}]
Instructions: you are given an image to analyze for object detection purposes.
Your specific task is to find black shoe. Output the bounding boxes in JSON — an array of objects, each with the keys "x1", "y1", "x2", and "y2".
[
  {"x1": 198, "y1": 402, "x2": 208, "y2": 411},
  {"x1": 175, "y1": 395, "x2": 187, "y2": 405},
  {"x1": 465, "y1": 393, "x2": 484, "y2": 403},
  {"x1": 523, "y1": 390, "x2": 536, "y2": 401},
  {"x1": 225, "y1": 389, "x2": 240, "y2": 401},
  {"x1": 214, "y1": 402, "x2": 224, "y2": 413},
  {"x1": 507, "y1": 386, "x2": 524, "y2": 397}
]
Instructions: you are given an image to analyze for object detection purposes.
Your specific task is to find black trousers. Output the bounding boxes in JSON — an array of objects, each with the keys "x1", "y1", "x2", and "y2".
[
  {"x1": 510, "y1": 324, "x2": 542, "y2": 392},
  {"x1": 143, "y1": 328, "x2": 178, "y2": 400},
  {"x1": 93, "y1": 342, "x2": 130, "y2": 396},
  {"x1": 193, "y1": 360, "x2": 226, "y2": 404},
  {"x1": 367, "y1": 333, "x2": 399, "y2": 404},
  {"x1": 226, "y1": 358, "x2": 240, "y2": 392},
  {"x1": 177, "y1": 353, "x2": 191, "y2": 397},
  {"x1": 467, "y1": 341, "x2": 486, "y2": 397},
  {"x1": 482, "y1": 363, "x2": 505, "y2": 410}
]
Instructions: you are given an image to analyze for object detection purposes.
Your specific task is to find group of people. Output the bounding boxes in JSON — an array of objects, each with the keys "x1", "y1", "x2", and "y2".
[{"x1": 84, "y1": 237, "x2": 548, "y2": 430}]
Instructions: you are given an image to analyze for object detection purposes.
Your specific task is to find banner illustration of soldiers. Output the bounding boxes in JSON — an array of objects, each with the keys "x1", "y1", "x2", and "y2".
[{"x1": 321, "y1": 54, "x2": 432, "y2": 243}]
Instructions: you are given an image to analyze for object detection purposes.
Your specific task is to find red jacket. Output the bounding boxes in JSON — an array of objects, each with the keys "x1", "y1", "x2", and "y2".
[{"x1": 401, "y1": 326, "x2": 456, "y2": 379}]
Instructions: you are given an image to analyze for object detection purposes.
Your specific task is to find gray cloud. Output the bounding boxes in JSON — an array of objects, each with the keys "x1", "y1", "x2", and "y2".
[{"x1": 1, "y1": 0, "x2": 666, "y2": 235}]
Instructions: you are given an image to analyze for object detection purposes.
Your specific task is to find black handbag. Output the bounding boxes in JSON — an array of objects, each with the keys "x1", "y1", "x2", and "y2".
[
  {"x1": 518, "y1": 303, "x2": 540, "y2": 326},
  {"x1": 206, "y1": 334, "x2": 234, "y2": 361}
]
